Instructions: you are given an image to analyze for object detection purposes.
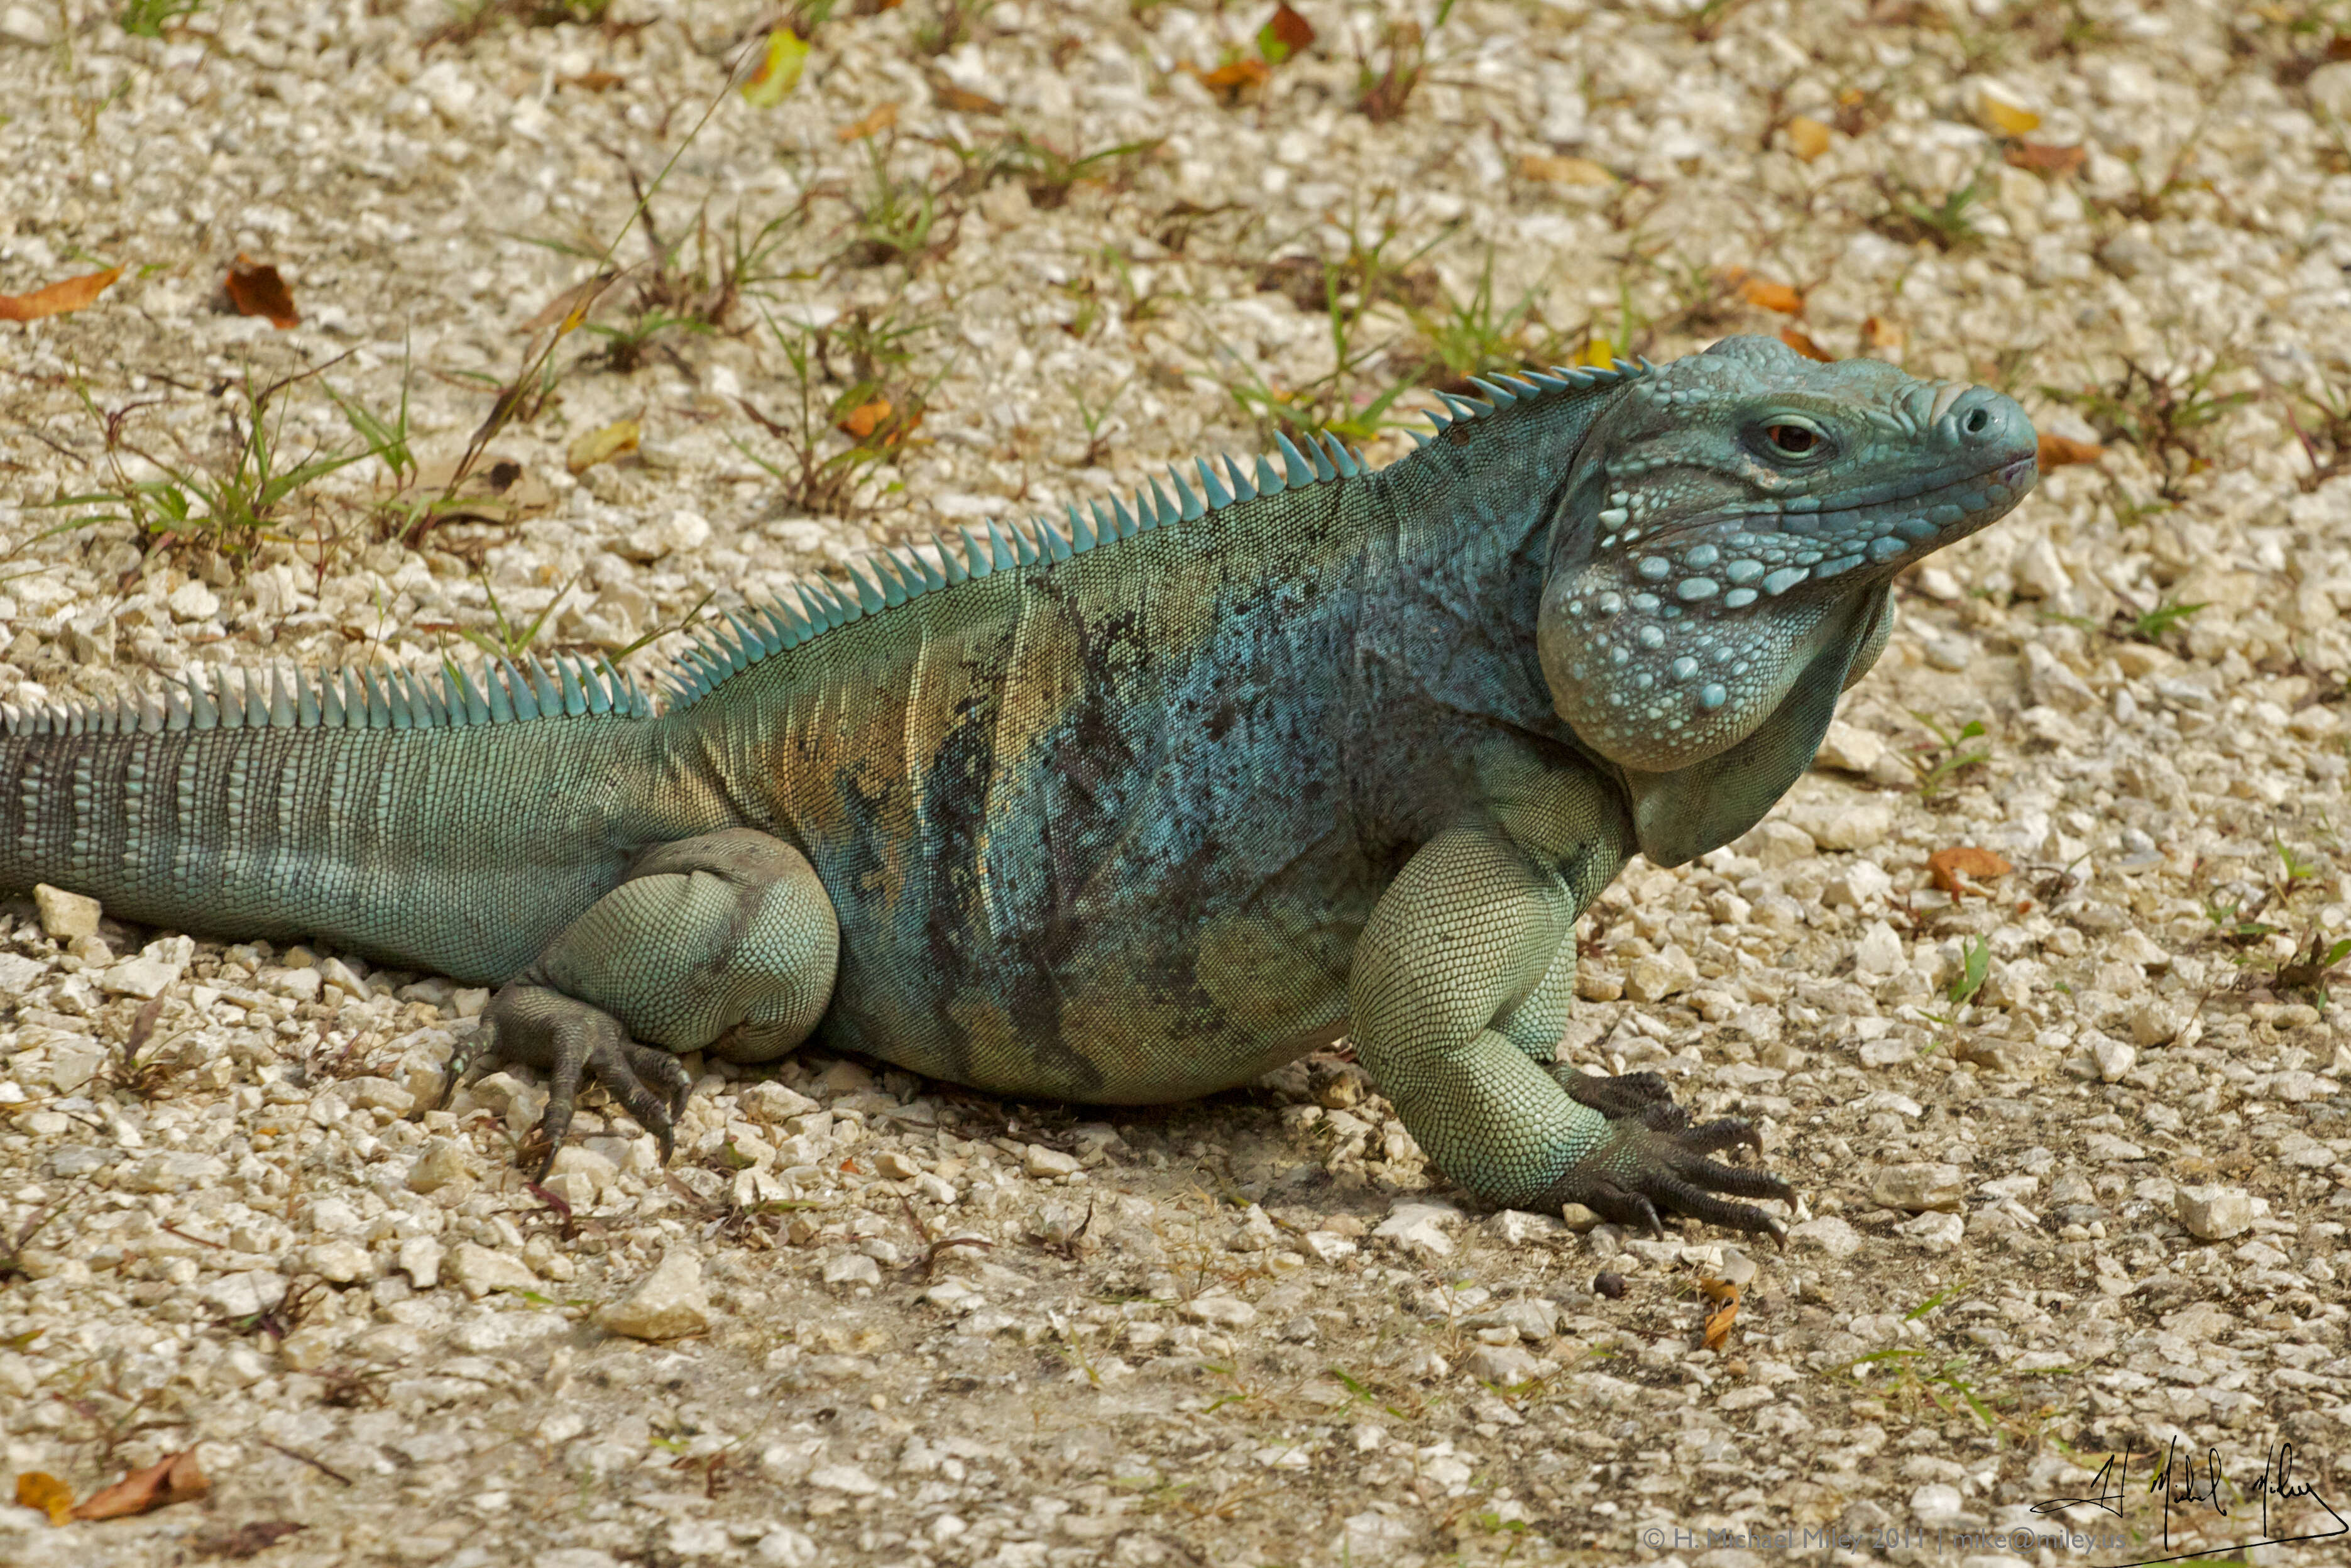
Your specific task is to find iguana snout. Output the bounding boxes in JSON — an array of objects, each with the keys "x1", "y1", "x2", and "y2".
[{"x1": 1532, "y1": 334, "x2": 2036, "y2": 862}]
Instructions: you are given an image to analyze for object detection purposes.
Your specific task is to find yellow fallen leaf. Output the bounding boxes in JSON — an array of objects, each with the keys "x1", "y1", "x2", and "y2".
[
  {"x1": 16, "y1": 1471, "x2": 72, "y2": 1525},
  {"x1": 1578, "y1": 337, "x2": 1615, "y2": 368},
  {"x1": 1784, "y1": 115, "x2": 1833, "y2": 162},
  {"x1": 567, "y1": 419, "x2": 641, "y2": 474},
  {"x1": 0, "y1": 266, "x2": 121, "y2": 323},
  {"x1": 1518, "y1": 153, "x2": 1616, "y2": 186},
  {"x1": 740, "y1": 29, "x2": 808, "y2": 107},
  {"x1": 1975, "y1": 85, "x2": 2041, "y2": 136},
  {"x1": 836, "y1": 101, "x2": 899, "y2": 141}
]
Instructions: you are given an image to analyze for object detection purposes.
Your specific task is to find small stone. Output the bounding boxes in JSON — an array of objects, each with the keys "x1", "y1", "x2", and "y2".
[
  {"x1": 1466, "y1": 1342, "x2": 1543, "y2": 1384},
  {"x1": 739, "y1": 1080, "x2": 821, "y2": 1122},
  {"x1": 1789, "y1": 1217, "x2": 1861, "y2": 1258},
  {"x1": 2086, "y1": 1032, "x2": 2136, "y2": 1083},
  {"x1": 35, "y1": 883, "x2": 102, "y2": 938},
  {"x1": 1788, "y1": 798, "x2": 1893, "y2": 851},
  {"x1": 600, "y1": 1248, "x2": 713, "y2": 1339},
  {"x1": 318, "y1": 956, "x2": 370, "y2": 998},
  {"x1": 1180, "y1": 1294, "x2": 1259, "y2": 1329},
  {"x1": 117, "y1": 1151, "x2": 225, "y2": 1193},
  {"x1": 755, "y1": 1528, "x2": 819, "y2": 1567},
  {"x1": 1735, "y1": 820, "x2": 1816, "y2": 868},
  {"x1": 167, "y1": 578, "x2": 220, "y2": 620},
  {"x1": 98, "y1": 956, "x2": 179, "y2": 998},
  {"x1": 1824, "y1": 860, "x2": 1893, "y2": 908},
  {"x1": 407, "y1": 1138, "x2": 478, "y2": 1194},
  {"x1": 808, "y1": 1463, "x2": 881, "y2": 1495},
  {"x1": 1871, "y1": 1163, "x2": 1966, "y2": 1213},
  {"x1": 2130, "y1": 998, "x2": 2191, "y2": 1048},
  {"x1": 1815, "y1": 721, "x2": 1885, "y2": 774},
  {"x1": 1558, "y1": 1203, "x2": 1602, "y2": 1231},
  {"x1": 1624, "y1": 942, "x2": 1698, "y2": 1002},
  {"x1": 1022, "y1": 1144, "x2": 1081, "y2": 1178},
  {"x1": 202, "y1": 1269, "x2": 288, "y2": 1318},
  {"x1": 398, "y1": 1236, "x2": 445, "y2": 1288},
  {"x1": 1895, "y1": 1210, "x2": 1964, "y2": 1251},
  {"x1": 822, "y1": 1251, "x2": 883, "y2": 1290},
  {"x1": 1300, "y1": 1231, "x2": 1359, "y2": 1263},
  {"x1": 623, "y1": 507, "x2": 711, "y2": 562},
  {"x1": 449, "y1": 1241, "x2": 539, "y2": 1298},
  {"x1": 1336, "y1": 1511, "x2": 1418, "y2": 1564},
  {"x1": 2174, "y1": 1185, "x2": 2255, "y2": 1242},
  {"x1": 872, "y1": 1149, "x2": 921, "y2": 1180},
  {"x1": 1373, "y1": 1200, "x2": 1462, "y2": 1261},
  {"x1": 1484, "y1": 1209, "x2": 1565, "y2": 1246},
  {"x1": 1853, "y1": 921, "x2": 1906, "y2": 980},
  {"x1": 307, "y1": 1239, "x2": 376, "y2": 1283},
  {"x1": 1910, "y1": 1481, "x2": 1965, "y2": 1525},
  {"x1": 547, "y1": 1145, "x2": 618, "y2": 1196}
]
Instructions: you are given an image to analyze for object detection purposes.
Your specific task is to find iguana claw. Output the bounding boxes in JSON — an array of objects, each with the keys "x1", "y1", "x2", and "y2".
[
  {"x1": 1554, "y1": 1070, "x2": 1794, "y2": 1246},
  {"x1": 476, "y1": 983, "x2": 696, "y2": 1183}
]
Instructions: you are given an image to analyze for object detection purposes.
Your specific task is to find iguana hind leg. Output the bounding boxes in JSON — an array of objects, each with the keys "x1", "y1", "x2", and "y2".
[
  {"x1": 1349, "y1": 813, "x2": 1792, "y2": 1244},
  {"x1": 469, "y1": 828, "x2": 840, "y2": 1179}
]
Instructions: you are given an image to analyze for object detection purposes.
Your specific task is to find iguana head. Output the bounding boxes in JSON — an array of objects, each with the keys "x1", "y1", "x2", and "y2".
[{"x1": 1535, "y1": 334, "x2": 2037, "y2": 865}]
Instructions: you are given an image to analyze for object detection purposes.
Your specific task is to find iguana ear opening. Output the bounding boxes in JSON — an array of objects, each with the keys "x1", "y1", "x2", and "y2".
[{"x1": 1619, "y1": 585, "x2": 1890, "y2": 867}]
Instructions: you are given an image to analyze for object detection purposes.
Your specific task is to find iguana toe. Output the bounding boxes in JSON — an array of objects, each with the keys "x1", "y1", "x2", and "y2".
[
  {"x1": 480, "y1": 983, "x2": 697, "y2": 1181},
  {"x1": 1552, "y1": 1071, "x2": 1794, "y2": 1245}
]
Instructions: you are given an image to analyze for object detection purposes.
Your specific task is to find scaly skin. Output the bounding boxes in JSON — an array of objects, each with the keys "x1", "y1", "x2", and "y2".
[{"x1": 0, "y1": 337, "x2": 2037, "y2": 1241}]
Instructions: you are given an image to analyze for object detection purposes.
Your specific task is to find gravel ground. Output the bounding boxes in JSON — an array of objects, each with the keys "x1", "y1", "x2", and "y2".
[{"x1": 5, "y1": 0, "x2": 2351, "y2": 1564}]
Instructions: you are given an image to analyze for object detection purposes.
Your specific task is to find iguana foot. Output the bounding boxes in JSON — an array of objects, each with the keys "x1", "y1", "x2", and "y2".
[
  {"x1": 475, "y1": 984, "x2": 693, "y2": 1181},
  {"x1": 1551, "y1": 1069, "x2": 1794, "y2": 1247}
]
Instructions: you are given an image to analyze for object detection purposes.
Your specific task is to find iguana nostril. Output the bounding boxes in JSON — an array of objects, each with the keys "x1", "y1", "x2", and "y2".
[{"x1": 1965, "y1": 407, "x2": 1990, "y2": 435}]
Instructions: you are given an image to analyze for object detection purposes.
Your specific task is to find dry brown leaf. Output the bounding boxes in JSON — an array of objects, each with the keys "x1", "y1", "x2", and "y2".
[
  {"x1": 1784, "y1": 115, "x2": 1833, "y2": 162},
  {"x1": 2037, "y1": 431, "x2": 2104, "y2": 469},
  {"x1": 72, "y1": 1449, "x2": 207, "y2": 1521},
  {"x1": 567, "y1": 419, "x2": 641, "y2": 474},
  {"x1": 0, "y1": 266, "x2": 122, "y2": 324},
  {"x1": 1779, "y1": 327, "x2": 1834, "y2": 363},
  {"x1": 1518, "y1": 153, "x2": 1616, "y2": 186},
  {"x1": 933, "y1": 81, "x2": 1003, "y2": 114},
  {"x1": 1734, "y1": 273, "x2": 1805, "y2": 314},
  {"x1": 16, "y1": 1471, "x2": 73, "y2": 1525},
  {"x1": 1260, "y1": 1, "x2": 1315, "y2": 57},
  {"x1": 224, "y1": 256, "x2": 299, "y2": 329},
  {"x1": 2004, "y1": 141, "x2": 2085, "y2": 178},
  {"x1": 1698, "y1": 1277, "x2": 1740, "y2": 1350},
  {"x1": 1191, "y1": 57, "x2": 1271, "y2": 98},
  {"x1": 1927, "y1": 845, "x2": 2013, "y2": 897},
  {"x1": 561, "y1": 69, "x2": 624, "y2": 91},
  {"x1": 838, "y1": 398, "x2": 893, "y2": 440},
  {"x1": 1861, "y1": 315, "x2": 1906, "y2": 354},
  {"x1": 835, "y1": 101, "x2": 900, "y2": 141}
]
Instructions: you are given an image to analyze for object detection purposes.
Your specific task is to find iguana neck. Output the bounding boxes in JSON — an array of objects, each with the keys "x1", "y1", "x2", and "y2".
[{"x1": 1351, "y1": 381, "x2": 1633, "y2": 750}]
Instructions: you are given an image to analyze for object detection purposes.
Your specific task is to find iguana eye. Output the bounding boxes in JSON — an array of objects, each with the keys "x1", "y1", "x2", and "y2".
[{"x1": 1765, "y1": 424, "x2": 1819, "y2": 456}]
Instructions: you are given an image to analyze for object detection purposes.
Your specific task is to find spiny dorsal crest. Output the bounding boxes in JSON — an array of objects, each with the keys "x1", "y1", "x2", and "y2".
[
  {"x1": 663, "y1": 359, "x2": 1647, "y2": 710},
  {"x1": 0, "y1": 652, "x2": 648, "y2": 739},
  {"x1": 0, "y1": 361, "x2": 1647, "y2": 737}
]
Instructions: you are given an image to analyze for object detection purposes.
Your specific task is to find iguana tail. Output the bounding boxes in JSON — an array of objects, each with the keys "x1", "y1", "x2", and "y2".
[{"x1": 0, "y1": 657, "x2": 699, "y2": 983}]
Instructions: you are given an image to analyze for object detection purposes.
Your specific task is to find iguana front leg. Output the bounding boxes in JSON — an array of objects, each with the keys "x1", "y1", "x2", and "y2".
[
  {"x1": 463, "y1": 828, "x2": 841, "y2": 1178},
  {"x1": 1349, "y1": 816, "x2": 1792, "y2": 1242}
]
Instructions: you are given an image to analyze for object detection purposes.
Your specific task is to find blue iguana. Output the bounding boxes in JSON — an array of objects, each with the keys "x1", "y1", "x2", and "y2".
[{"x1": 0, "y1": 336, "x2": 2036, "y2": 1241}]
